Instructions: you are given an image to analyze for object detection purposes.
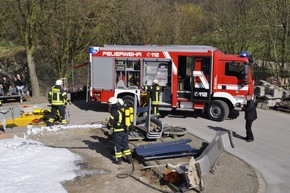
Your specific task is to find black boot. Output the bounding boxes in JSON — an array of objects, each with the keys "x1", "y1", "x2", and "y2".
[
  {"x1": 126, "y1": 155, "x2": 132, "y2": 164},
  {"x1": 114, "y1": 158, "x2": 122, "y2": 165}
]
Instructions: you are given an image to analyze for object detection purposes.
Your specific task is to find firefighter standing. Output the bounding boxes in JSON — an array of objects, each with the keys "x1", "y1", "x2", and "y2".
[
  {"x1": 143, "y1": 79, "x2": 161, "y2": 116},
  {"x1": 47, "y1": 79, "x2": 70, "y2": 126},
  {"x1": 107, "y1": 97, "x2": 132, "y2": 165}
]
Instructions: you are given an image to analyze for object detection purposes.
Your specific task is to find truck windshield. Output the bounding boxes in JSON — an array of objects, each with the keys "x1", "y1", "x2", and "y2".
[{"x1": 225, "y1": 62, "x2": 247, "y2": 80}]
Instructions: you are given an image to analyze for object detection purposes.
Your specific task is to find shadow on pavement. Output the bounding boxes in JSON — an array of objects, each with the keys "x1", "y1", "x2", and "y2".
[
  {"x1": 82, "y1": 135, "x2": 114, "y2": 163},
  {"x1": 72, "y1": 99, "x2": 108, "y2": 113},
  {"x1": 160, "y1": 108, "x2": 241, "y2": 121},
  {"x1": 208, "y1": 125, "x2": 246, "y2": 141}
]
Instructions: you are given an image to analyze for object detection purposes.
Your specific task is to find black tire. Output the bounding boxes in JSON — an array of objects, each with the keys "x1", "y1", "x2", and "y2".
[
  {"x1": 207, "y1": 100, "x2": 229, "y2": 121},
  {"x1": 122, "y1": 95, "x2": 135, "y2": 107}
]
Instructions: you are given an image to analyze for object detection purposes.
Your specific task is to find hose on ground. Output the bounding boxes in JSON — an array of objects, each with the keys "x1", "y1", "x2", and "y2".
[{"x1": 116, "y1": 160, "x2": 179, "y2": 193}]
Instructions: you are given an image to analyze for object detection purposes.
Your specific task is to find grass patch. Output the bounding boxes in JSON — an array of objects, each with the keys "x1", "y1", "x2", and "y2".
[{"x1": 0, "y1": 41, "x2": 24, "y2": 57}]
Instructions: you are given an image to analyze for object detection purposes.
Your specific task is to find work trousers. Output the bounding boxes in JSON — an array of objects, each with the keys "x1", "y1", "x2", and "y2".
[
  {"x1": 152, "y1": 104, "x2": 159, "y2": 116},
  {"x1": 245, "y1": 119, "x2": 254, "y2": 140},
  {"x1": 47, "y1": 105, "x2": 67, "y2": 125},
  {"x1": 113, "y1": 130, "x2": 131, "y2": 161}
]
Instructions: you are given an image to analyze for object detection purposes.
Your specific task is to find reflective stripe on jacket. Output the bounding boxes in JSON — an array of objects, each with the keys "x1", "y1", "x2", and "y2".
[
  {"x1": 143, "y1": 84, "x2": 160, "y2": 104},
  {"x1": 108, "y1": 108, "x2": 125, "y2": 132},
  {"x1": 48, "y1": 86, "x2": 68, "y2": 106}
]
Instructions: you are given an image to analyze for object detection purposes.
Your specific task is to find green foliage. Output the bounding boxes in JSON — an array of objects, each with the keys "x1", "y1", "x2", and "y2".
[
  {"x1": 0, "y1": 41, "x2": 15, "y2": 49},
  {"x1": 1, "y1": 0, "x2": 290, "y2": 93}
]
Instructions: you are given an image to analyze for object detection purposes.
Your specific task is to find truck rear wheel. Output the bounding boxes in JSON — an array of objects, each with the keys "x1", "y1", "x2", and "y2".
[
  {"x1": 122, "y1": 95, "x2": 135, "y2": 107},
  {"x1": 207, "y1": 100, "x2": 229, "y2": 121}
]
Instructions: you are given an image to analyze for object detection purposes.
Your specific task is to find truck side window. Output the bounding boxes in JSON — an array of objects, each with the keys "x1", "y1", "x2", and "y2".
[
  {"x1": 225, "y1": 62, "x2": 245, "y2": 80},
  {"x1": 225, "y1": 62, "x2": 239, "y2": 77},
  {"x1": 115, "y1": 59, "x2": 140, "y2": 88}
]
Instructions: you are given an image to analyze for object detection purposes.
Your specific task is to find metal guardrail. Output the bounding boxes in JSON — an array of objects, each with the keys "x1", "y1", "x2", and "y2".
[
  {"x1": 0, "y1": 105, "x2": 22, "y2": 130},
  {"x1": 195, "y1": 131, "x2": 234, "y2": 176},
  {"x1": 167, "y1": 131, "x2": 235, "y2": 192}
]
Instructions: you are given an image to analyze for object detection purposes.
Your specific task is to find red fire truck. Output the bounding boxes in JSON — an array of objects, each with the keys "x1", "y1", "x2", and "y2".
[{"x1": 89, "y1": 45, "x2": 254, "y2": 121}]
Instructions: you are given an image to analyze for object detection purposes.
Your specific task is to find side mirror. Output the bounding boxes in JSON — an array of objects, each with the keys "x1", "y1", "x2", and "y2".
[
  {"x1": 244, "y1": 64, "x2": 249, "y2": 78},
  {"x1": 248, "y1": 56, "x2": 254, "y2": 63}
]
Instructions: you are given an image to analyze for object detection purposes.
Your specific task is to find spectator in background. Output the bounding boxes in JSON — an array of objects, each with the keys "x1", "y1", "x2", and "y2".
[
  {"x1": 0, "y1": 76, "x2": 12, "y2": 96},
  {"x1": 14, "y1": 73, "x2": 25, "y2": 96}
]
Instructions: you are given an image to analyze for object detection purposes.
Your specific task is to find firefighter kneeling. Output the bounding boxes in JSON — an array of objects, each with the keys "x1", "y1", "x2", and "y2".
[
  {"x1": 47, "y1": 79, "x2": 70, "y2": 126},
  {"x1": 107, "y1": 97, "x2": 133, "y2": 165}
]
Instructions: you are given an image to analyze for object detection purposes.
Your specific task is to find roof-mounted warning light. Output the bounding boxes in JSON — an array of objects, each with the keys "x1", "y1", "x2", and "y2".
[
  {"x1": 239, "y1": 51, "x2": 253, "y2": 63},
  {"x1": 89, "y1": 47, "x2": 98, "y2": 54},
  {"x1": 239, "y1": 51, "x2": 249, "y2": 57}
]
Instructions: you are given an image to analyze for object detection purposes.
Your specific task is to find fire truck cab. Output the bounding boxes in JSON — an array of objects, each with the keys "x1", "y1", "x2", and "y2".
[{"x1": 89, "y1": 45, "x2": 254, "y2": 121}]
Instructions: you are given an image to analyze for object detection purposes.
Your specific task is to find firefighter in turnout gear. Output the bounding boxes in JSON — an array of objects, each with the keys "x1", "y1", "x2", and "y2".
[
  {"x1": 142, "y1": 79, "x2": 161, "y2": 116},
  {"x1": 107, "y1": 97, "x2": 132, "y2": 165},
  {"x1": 47, "y1": 79, "x2": 70, "y2": 126}
]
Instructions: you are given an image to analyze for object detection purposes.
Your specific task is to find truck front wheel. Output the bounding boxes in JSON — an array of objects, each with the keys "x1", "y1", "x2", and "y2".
[{"x1": 207, "y1": 100, "x2": 229, "y2": 122}]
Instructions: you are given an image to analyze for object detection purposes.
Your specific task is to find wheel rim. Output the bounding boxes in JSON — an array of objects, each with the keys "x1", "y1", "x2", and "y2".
[
  {"x1": 125, "y1": 100, "x2": 134, "y2": 107},
  {"x1": 210, "y1": 105, "x2": 222, "y2": 119}
]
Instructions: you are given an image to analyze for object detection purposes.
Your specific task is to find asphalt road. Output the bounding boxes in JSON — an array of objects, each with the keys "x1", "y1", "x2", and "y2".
[{"x1": 160, "y1": 107, "x2": 290, "y2": 193}]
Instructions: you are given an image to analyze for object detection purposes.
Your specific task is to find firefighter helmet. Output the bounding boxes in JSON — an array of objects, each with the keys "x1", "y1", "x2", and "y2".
[
  {"x1": 55, "y1": 79, "x2": 63, "y2": 86},
  {"x1": 108, "y1": 97, "x2": 118, "y2": 105},
  {"x1": 153, "y1": 79, "x2": 159, "y2": 84},
  {"x1": 117, "y1": 98, "x2": 124, "y2": 105}
]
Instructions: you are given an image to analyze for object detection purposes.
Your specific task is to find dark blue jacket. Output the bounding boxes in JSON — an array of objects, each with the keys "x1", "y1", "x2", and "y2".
[{"x1": 242, "y1": 100, "x2": 257, "y2": 121}]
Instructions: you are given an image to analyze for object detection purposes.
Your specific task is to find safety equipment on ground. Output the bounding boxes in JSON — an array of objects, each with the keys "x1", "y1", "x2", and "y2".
[
  {"x1": 55, "y1": 79, "x2": 63, "y2": 86},
  {"x1": 153, "y1": 79, "x2": 159, "y2": 84},
  {"x1": 108, "y1": 97, "x2": 118, "y2": 105}
]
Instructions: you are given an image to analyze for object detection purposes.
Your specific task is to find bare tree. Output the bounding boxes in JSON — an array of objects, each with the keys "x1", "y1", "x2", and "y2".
[
  {"x1": 197, "y1": 0, "x2": 261, "y2": 54},
  {"x1": 37, "y1": 0, "x2": 113, "y2": 84},
  {"x1": 257, "y1": 0, "x2": 290, "y2": 77},
  {"x1": 2, "y1": 0, "x2": 54, "y2": 97}
]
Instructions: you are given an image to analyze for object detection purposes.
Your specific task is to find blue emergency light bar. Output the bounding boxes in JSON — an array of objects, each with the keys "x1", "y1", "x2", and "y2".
[
  {"x1": 89, "y1": 47, "x2": 98, "y2": 54},
  {"x1": 239, "y1": 51, "x2": 249, "y2": 57}
]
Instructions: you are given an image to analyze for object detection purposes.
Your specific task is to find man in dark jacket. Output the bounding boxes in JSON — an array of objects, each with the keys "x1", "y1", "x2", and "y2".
[{"x1": 242, "y1": 94, "x2": 257, "y2": 142}]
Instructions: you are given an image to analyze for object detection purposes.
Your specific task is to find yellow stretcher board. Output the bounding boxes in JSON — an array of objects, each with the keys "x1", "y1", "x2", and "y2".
[{"x1": 0, "y1": 105, "x2": 51, "y2": 129}]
